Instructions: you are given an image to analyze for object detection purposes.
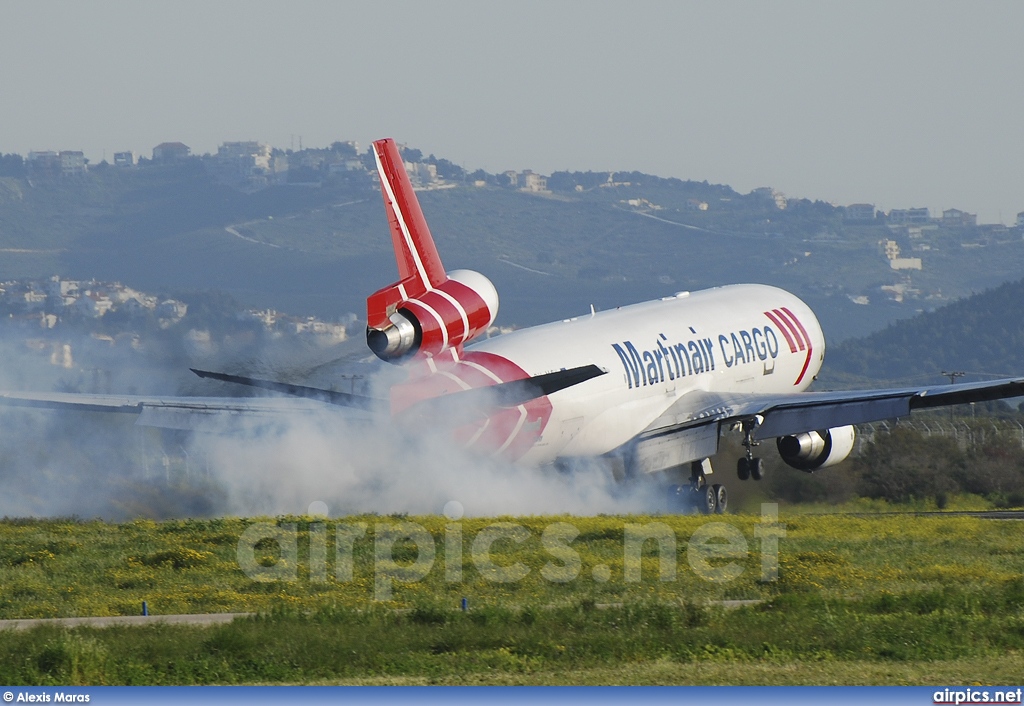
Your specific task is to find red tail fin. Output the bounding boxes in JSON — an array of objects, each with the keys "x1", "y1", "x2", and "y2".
[
  {"x1": 373, "y1": 138, "x2": 447, "y2": 296},
  {"x1": 367, "y1": 138, "x2": 499, "y2": 362}
]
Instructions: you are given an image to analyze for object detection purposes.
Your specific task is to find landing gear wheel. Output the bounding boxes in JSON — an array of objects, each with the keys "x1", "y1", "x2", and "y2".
[
  {"x1": 696, "y1": 485, "x2": 716, "y2": 515},
  {"x1": 737, "y1": 457, "x2": 750, "y2": 481},
  {"x1": 712, "y1": 484, "x2": 727, "y2": 514},
  {"x1": 750, "y1": 457, "x2": 764, "y2": 481}
]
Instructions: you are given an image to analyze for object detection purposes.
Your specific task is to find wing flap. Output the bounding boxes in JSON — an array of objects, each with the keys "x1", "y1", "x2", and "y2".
[
  {"x1": 135, "y1": 405, "x2": 336, "y2": 433},
  {"x1": 189, "y1": 368, "x2": 381, "y2": 411},
  {"x1": 642, "y1": 377, "x2": 1024, "y2": 441},
  {"x1": 754, "y1": 396, "x2": 910, "y2": 439},
  {"x1": 0, "y1": 390, "x2": 369, "y2": 433},
  {"x1": 629, "y1": 422, "x2": 721, "y2": 475},
  {"x1": 0, "y1": 391, "x2": 143, "y2": 414}
]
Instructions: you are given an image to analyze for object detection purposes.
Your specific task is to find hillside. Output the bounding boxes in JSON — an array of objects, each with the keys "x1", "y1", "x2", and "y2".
[
  {"x1": 2, "y1": 151, "x2": 1024, "y2": 342},
  {"x1": 820, "y1": 277, "x2": 1024, "y2": 387}
]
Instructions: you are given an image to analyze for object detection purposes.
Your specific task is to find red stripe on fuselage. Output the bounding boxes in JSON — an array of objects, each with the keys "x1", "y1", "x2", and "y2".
[
  {"x1": 418, "y1": 290, "x2": 468, "y2": 343},
  {"x1": 402, "y1": 298, "x2": 448, "y2": 353},
  {"x1": 779, "y1": 307, "x2": 813, "y2": 385},
  {"x1": 764, "y1": 310, "x2": 798, "y2": 353},
  {"x1": 774, "y1": 309, "x2": 804, "y2": 352},
  {"x1": 389, "y1": 350, "x2": 552, "y2": 462},
  {"x1": 440, "y1": 278, "x2": 493, "y2": 333}
]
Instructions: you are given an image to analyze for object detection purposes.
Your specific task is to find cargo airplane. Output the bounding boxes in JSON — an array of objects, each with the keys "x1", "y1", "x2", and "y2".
[{"x1": 3, "y1": 138, "x2": 1023, "y2": 513}]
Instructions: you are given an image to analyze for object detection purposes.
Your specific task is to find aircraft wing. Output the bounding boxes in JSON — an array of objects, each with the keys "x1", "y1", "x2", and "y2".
[
  {"x1": 0, "y1": 363, "x2": 606, "y2": 434},
  {"x1": 644, "y1": 376, "x2": 1024, "y2": 439},
  {"x1": 0, "y1": 390, "x2": 373, "y2": 433}
]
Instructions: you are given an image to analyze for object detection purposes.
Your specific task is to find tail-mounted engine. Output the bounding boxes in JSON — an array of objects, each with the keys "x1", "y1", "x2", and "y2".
[
  {"x1": 367, "y1": 269, "x2": 499, "y2": 361},
  {"x1": 365, "y1": 138, "x2": 498, "y2": 362},
  {"x1": 776, "y1": 425, "x2": 855, "y2": 472}
]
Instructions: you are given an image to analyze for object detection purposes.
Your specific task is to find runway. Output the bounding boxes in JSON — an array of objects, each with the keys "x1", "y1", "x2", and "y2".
[
  {"x1": 845, "y1": 510, "x2": 1024, "y2": 520},
  {"x1": 0, "y1": 612, "x2": 255, "y2": 631}
]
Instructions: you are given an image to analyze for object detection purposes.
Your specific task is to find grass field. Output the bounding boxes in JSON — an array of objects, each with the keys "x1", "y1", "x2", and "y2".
[{"x1": 1, "y1": 502, "x2": 1022, "y2": 685}]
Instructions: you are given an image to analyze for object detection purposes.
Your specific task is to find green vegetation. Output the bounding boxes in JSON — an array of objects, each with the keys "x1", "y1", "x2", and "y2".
[
  {"x1": 3, "y1": 591, "x2": 1024, "y2": 685},
  {"x1": 1, "y1": 509, "x2": 1022, "y2": 684},
  {"x1": 752, "y1": 421, "x2": 1024, "y2": 508}
]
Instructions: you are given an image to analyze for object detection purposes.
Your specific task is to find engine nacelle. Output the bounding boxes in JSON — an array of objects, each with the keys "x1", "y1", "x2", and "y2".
[
  {"x1": 366, "y1": 269, "x2": 499, "y2": 362},
  {"x1": 776, "y1": 425, "x2": 855, "y2": 472}
]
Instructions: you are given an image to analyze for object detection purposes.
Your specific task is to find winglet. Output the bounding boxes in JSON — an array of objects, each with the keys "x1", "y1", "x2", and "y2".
[{"x1": 372, "y1": 138, "x2": 447, "y2": 296}]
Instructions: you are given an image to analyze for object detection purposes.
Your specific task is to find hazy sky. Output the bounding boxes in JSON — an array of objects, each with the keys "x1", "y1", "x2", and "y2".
[{"x1": 3, "y1": 1, "x2": 1023, "y2": 223}]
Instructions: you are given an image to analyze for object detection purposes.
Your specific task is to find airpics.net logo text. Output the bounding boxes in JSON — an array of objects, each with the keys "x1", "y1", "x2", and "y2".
[
  {"x1": 934, "y1": 689, "x2": 1023, "y2": 704},
  {"x1": 234, "y1": 503, "x2": 786, "y2": 601}
]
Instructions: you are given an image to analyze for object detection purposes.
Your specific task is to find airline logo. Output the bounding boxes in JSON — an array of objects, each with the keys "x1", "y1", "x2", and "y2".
[
  {"x1": 612, "y1": 325, "x2": 785, "y2": 390},
  {"x1": 763, "y1": 308, "x2": 813, "y2": 385},
  {"x1": 612, "y1": 333, "x2": 717, "y2": 390}
]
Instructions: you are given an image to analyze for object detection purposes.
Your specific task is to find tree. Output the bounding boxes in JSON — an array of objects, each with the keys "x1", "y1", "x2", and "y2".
[
  {"x1": 427, "y1": 156, "x2": 464, "y2": 180},
  {"x1": 0, "y1": 153, "x2": 26, "y2": 177},
  {"x1": 360, "y1": 148, "x2": 377, "y2": 171},
  {"x1": 469, "y1": 169, "x2": 494, "y2": 185},
  {"x1": 854, "y1": 428, "x2": 962, "y2": 502},
  {"x1": 401, "y1": 147, "x2": 423, "y2": 163},
  {"x1": 329, "y1": 141, "x2": 357, "y2": 157}
]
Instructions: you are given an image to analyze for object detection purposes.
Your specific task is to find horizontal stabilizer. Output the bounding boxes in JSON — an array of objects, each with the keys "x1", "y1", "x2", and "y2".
[
  {"x1": 489, "y1": 364, "x2": 608, "y2": 407},
  {"x1": 190, "y1": 369, "x2": 382, "y2": 411},
  {"x1": 397, "y1": 364, "x2": 606, "y2": 426}
]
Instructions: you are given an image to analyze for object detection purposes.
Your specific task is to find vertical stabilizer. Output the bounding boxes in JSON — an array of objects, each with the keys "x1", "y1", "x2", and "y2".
[
  {"x1": 372, "y1": 138, "x2": 447, "y2": 296},
  {"x1": 367, "y1": 138, "x2": 499, "y2": 361}
]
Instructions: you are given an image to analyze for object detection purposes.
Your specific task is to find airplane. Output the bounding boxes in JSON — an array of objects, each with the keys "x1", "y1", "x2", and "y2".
[{"x1": 2, "y1": 137, "x2": 1023, "y2": 513}]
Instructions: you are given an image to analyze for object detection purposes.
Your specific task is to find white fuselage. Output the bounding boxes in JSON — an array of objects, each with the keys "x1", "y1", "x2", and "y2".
[{"x1": 467, "y1": 283, "x2": 824, "y2": 464}]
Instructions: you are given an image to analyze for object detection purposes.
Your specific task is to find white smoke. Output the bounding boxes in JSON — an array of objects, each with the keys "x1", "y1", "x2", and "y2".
[
  {"x1": 0, "y1": 329, "x2": 207, "y2": 519},
  {"x1": 0, "y1": 325, "x2": 664, "y2": 519},
  {"x1": 189, "y1": 402, "x2": 662, "y2": 518}
]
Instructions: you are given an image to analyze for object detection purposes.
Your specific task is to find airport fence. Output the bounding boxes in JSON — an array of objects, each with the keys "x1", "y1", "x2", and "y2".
[{"x1": 856, "y1": 417, "x2": 1024, "y2": 454}]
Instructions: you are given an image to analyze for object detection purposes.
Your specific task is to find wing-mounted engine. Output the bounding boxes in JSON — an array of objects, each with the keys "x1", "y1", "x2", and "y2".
[
  {"x1": 366, "y1": 138, "x2": 498, "y2": 363},
  {"x1": 776, "y1": 424, "x2": 855, "y2": 472}
]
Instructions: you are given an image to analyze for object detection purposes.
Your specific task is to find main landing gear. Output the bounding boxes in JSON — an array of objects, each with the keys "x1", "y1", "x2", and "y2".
[
  {"x1": 668, "y1": 459, "x2": 727, "y2": 514},
  {"x1": 737, "y1": 418, "x2": 765, "y2": 482}
]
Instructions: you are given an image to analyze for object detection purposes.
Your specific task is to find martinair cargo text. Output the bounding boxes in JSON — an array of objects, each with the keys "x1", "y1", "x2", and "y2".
[{"x1": 3, "y1": 138, "x2": 1023, "y2": 513}]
